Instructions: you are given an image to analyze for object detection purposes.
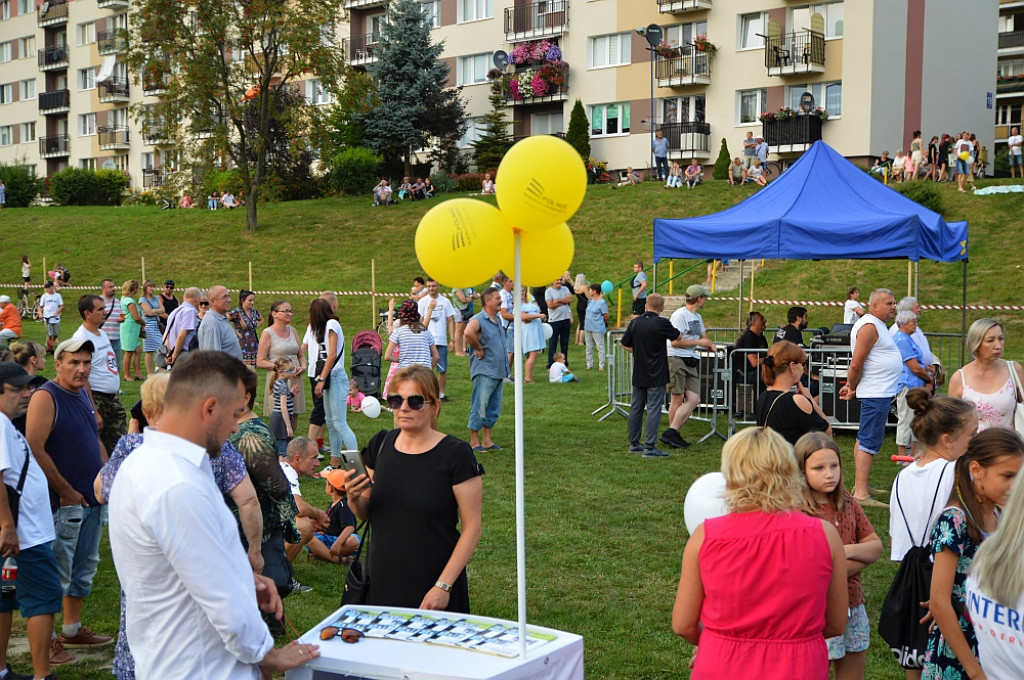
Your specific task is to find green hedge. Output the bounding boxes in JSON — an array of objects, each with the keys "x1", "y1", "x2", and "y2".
[
  {"x1": 0, "y1": 163, "x2": 40, "y2": 207},
  {"x1": 330, "y1": 147, "x2": 382, "y2": 195},
  {"x1": 49, "y1": 168, "x2": 130, "y2": 206}
]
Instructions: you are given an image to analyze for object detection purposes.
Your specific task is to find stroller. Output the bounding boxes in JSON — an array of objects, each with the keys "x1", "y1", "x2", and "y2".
[{"x1": 350, "y1": 330, "x2": 382, "y2": 398}]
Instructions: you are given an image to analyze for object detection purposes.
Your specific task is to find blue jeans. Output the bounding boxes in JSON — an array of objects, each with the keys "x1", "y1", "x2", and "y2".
[
  {"x1": 468, "y1": 375, "x2": 504, "y2": 432},
  {"x1": 52, "y1": 504, "x2": 105, "y2": 598},
  {"x1": 323, "y1": 367, "x2": 357, "y2": 460},
  {"x1": 655, "y1": 156, "x2": 669, "y2": 180},
  {"x1": 628, "y1": 385, "x2": 666, "y2": 449},
  {"x1": 0, "y1": 543, "x2": 62, "y2": 618}
]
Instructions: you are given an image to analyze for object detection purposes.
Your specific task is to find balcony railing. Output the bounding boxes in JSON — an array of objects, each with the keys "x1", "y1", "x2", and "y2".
[
  {"x1": 143, "y1": 73, "x2": 171, "y2": 95},
  {"x1": 655, "y1": 46, "x2": 712, "y2": 87},
  {"x1": 765, "y1": 30, "x2": 825, "y2": 76},
  {"x1": 762, "y1": 115, "x2": 822, "y2": 149},
  {"x1": 38, "y1": 0, "x2": 68, "y2": 26},
  {"x1": 97, "y1": 30, "x2": 127, "y2": 54},
  {"x1": 504, "y1": 1, "x2": 569, "y2": 42},
  {"x1": 142, "y1": 169, "x2": 163, "y2": 188},
  {"x1": 999, "y1": 31, "x2": 1024, "y2": 49},
  {"x1": 342, "y1": 0, "x2": 386, "y2": 8},
  {"x1": 38, "y1": 45, "x2": 69, "y2": 70},
  {"x1": 656, "y1": 0, "x2": 712, "y2": 14},
  {"x1": 39, "y1": 134, "x2": 70, "y2": 157},
  {"x1": 997, "y1": 77, "x2": 1024, "y2": 94},
  {"x1": 661, "y1": 121, "x2": 711, "y2": 156},
  {"x1": 340, "y1": 34, "x2": 381, "y2": 67},
  {"x1": 98, "y1": 0, "x2": 131, "y2": 8},
  {"x1": 143, "y1": 120, "x2": 172, "y2": 144},
  {"x1": 38, "y1": 88, "x2": 70, "y2": 113},
  {"x1": 98, "y1": 126, "x2": 131, "y2": 148},
  {"x1": 505, "y1": 64, "x2": 569, "y2": 105},
  {"x1": 99, "y1": 78, "x2": 130, "y2": 102}
]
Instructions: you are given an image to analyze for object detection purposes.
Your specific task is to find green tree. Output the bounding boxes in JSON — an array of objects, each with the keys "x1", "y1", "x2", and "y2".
[
  {"x1": 712, "y1": 138, "x2": 732, "y2": 180},
  {"x1": 565, "y1": 99, "x2": 591, "y2": 163},
  {"x1": 358, "y1": 0, "x2": 466, "y2": 176},
  {"x1": 472, "y1": 72, "x2": 514, "y2": 172},
  {"x1": 315, "y1": 66, "x2": 379, "y2": 162},
  {"x1": 125, "y1": 0, "x2": 346, "y2": 232},
  {"x1": 0, "y1": 162, "x2": 40, "y2": 208}
]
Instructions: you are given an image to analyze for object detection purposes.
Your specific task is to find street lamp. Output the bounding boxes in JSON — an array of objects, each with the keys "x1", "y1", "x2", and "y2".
[{"x1": 636, "y1": 24, "x2": 663, "y2": 179}]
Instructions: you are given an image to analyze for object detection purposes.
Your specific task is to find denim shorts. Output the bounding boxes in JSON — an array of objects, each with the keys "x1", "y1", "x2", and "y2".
[
  {"x1": 0, "y1": 543, "x2": 62, "y2": 619},
  {"x1": 435, "y1": 345, "x2": 449, "y2": 373},
  {"x1": 955, "y1": 159, "x2": 970, "y2": 175},
  {"x1": 827, "y1": 604, "x2": 870, "y2": 659},
  {"x1": 857, "y1": 397, "x2": 891, "y2": 455},
  {"x1": 1010, "y1": 153, "x2": 1023, "y2": 167},
  {"x1": 52, "y1": 504, "x2": 105, "y2": 598}
]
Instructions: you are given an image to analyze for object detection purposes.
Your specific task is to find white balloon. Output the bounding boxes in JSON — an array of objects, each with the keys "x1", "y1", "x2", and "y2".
[
  {"x1": 683, "y1": 472, "x2": 728, "y2": 535},
  {"x1": 360, "y1": 396, "x2": 381, "y2": 419},
  {"x1": 542, "y1": 323, "x2": 553, "y2": 341}
]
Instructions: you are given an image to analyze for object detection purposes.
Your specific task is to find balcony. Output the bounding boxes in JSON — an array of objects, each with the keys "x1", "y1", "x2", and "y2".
[
  {"x1": 762, "y1": 114, "x2": 823, "y2": 152},
  {"x1": 505, "y1": 64, "x2": 569, "y2": 105},
  {"x1": 657, "y1": 0, "x2": 712, "y2": 14},
  {"x1": 999, "y1": 30, "x2": 1024, "y2": 50},
  {"x1": 996, "y1": 76, "x2": 1024, "y2": 94},
  {"x1": 343, "y1": 0, "x2": 386, "y2": 8},
  {"x1": 504, "y1": 1, "x2": 568, "y2": 42},
  {"x1": 99, "y1": 78, "x2": 130, "y2": 103},
  {"x1": 765, "y1": 30, "x2": 825, "y2": 76},
  {"x1": 38, "y1": 45, "x2": 69, "y2": 71},
  {"x1": 655, "y1": 46, "x2": 712, "y2": 87},
  {"x1": 142, "y1": 169, "x2": 163, "y2": 188},
  {"x1": 143, "y1": 73, "x2": 171, "y2": 96},
  {"x1": 98, "y1": 126, "x2": 130, "y2": 150},
  {"x1": 38, "y1": 89, "x2": 70, "y2": 114},
  {"x1": 661, "y1": 121, "x2": 711, "y2": 158},
  {"x1": 97, "y1": 30, "x2": 127, "y2": 55},
  {"x1": 142, "y1": 120, "x2": 172, "y2": 145},
  {"x1": 98, "y1": 0, "x2": 131, "y2": 8},
  {"x1": 39, "y1": 134, "x2": 70, "y2": 158},
  {"x1": 340, "y1": 34, "x2": 380, "y2": 67},
  {"x1": 38, "y1": 0, "x2": 68, "y2": 27}
]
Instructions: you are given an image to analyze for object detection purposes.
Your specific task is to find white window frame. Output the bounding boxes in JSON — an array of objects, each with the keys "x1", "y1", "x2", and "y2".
[
  {"x1": 738, "y1": 12, "x2": 766, "y2": 50},
  {"x1": 79, "y1": 158, "x2": 97, "y2": 171},
  {"x1": 77, "y1": 22, "x2": 97, "y2": 46},
  {"x1": 457, "y1": 53, "x2": 492, "y2": 86},
  {"x1": 457, "y1": 0, "x2": 493, "y2": 23},
  {"x1": 458, "y1": 117, "x2": 485, "y2": 148},
  {"x1": 19, "y1": 78, "x2": 34, "y2": 100},
  {"x1": 1, "y1": 2, "x2": 10, "y2": 21},
  {"x1": 79, "y1": 113, "x2": 97, "y2": 136},
  {"x1": 588, "y1": 33, "x2": 630, "y2": 70},
  {"x1": 423, "y1": 0, "x2": 441, "y2": 28},
  {"x1": 19, "y1": 36, "x2": 34, "y2": 59},
  {"x1": 20, "y1": 121, "x2": 35, "y2": 142},
  {"x1": 665, "y1": 21, "x2": 707, "y2": 49},
  {"x1": 0, "y1": 83, "x2": 12, "y2": 104},
  {"x1": 786, "y1": 81, "x2": 842, "y2": 117},
  {"x1": 0, "y1": 42, "x2": 11, "y2": 64},
  {"x1": 307, "y1": 78, "x2": 332, "y2": 105},
  {"x1": 18, "y1": 0, "x2": 30, "y2": 15},
  {"x1": 659, "y1": 95, "x2": 706, "y2": 124},
  {"x1": 367, "y1": 12, "x2": 385, "y2": 42},
  {"x1": 0, "y1": 126, "x2": 11, "y2": 147},
  {"x1": 737, "y1": 88, "x2": 767, "y2": 125},
  {"x1": 789, "y1": 2, "x2": 843, "y2": 38},
  {"x1": 588, "y1": 102, "x2": 630, "y2": 137},
  {"x1": 78, "y1": 68, "x2": 97, "y2": 91},
  {"x1": 531, "y1": 111, "x2": 564, "y2": 136}
]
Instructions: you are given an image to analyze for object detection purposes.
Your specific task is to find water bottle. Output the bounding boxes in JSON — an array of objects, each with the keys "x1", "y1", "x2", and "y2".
[{"x1": 1, "y1": 557, "x2": 16, "y2": 602}]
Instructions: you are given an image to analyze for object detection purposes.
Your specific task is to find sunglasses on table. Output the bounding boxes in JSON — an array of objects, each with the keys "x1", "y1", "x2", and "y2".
[
  {"x1": 319, "y1": 626, "x2": 364, "y2": 643},
  {"x1": 385, "y1": 394, "x2": 433, "y2": 410}
]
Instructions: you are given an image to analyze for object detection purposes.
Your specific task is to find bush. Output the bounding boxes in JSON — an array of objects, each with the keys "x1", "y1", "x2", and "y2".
[
  {"x1": 204, "y1": 169, "x2": 245, "y2": 198},
  {"x1": 49, "y1": 168, "x2": 129, "y2": 206},
  {"x1": 330, "y1": 147, "x2": 382, "y2": 195},
  {"x1": 712, "y1": 138, "x2": 732, "y2": 180},
  {"x1": 451, "y1": 173, "x2": 485, "y2": 192},
  {"x1": 429, "y1": 172, "x2": 456, "y2": 194},
  {"x1": 992, "y1": 147, "x2": 1009, "y2": 178},
  {"x1": 0, "y1": 163, "x2": 40, "y2": 207},
  {"x1": 893, "y1": 181, "x2": 944, "y2": 215},
  {"x1": 565, "y1": 99, "x2": 591, "y2": 163}
]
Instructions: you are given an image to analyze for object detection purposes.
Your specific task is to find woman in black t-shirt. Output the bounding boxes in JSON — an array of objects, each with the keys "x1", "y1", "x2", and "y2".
[{"x1": 756, "y1": 341, "x2": 831, "y2": 446}]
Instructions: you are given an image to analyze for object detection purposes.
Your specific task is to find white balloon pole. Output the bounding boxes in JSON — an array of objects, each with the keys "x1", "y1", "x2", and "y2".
[{"x1": 512, "y1": 232, "x2": 527, "y2": 658}]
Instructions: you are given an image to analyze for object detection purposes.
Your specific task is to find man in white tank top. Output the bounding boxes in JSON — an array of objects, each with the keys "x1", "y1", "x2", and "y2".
[{"x1": 839, "y1": 288, "x2": 902, "y2": 507}]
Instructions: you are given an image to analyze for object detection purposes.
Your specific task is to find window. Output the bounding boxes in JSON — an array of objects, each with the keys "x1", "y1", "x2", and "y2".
[
  {"x1": 531, "y1": 111, "x2": 564, "y2": 136},
  {"x1": 423, "y1": 0, "x2": 441, "y2": 28},
  {"x1": 0, "y1": 83, "x2": 12, "y2": 104},
  {"x1": 18, "y1": 0, "x2": 30, "y2": 14},
  {"x1": 141, "y1": 151, "x2": 154, "y2": 170},
  {"x1": 665, "y1": 21, "x2": 707, "y2": 48},
  {"x1": 458, "y1": 0, "x2": 492, "y2": 23},
  {"x1": 19, "y1": 36, "x2": 34, "y2": 58},
  {"x1": 113, "y1": 154, "x2": 129, "y2": 172},
  {"x1": 20, "y1": 78, "x2": 35, "y2": 100},
  {"x1": 660, "y1": 95, "x2": 705, "y2": 124},
  {"x1": 0, "y1": 42, "x2": 11, "y2": 64},
  {"x1": 77, "y1": 22, "x2": 96, "y2": 46},
  {"x1": 367, "y1": 13, "x2": 385, "y2": 42},
  {"x1": 1, "y1": 2, "x2": 9, "y2": 21},
  {"x1": 307, "y1": 78, "x2": 332, "y2": 105},
  {"x1": 996, "y1": 103, "x2": 1022, "y2": 127},
  {"x1": 737, "y1": 88, "x2": 767, "y2": 124},
  {"x1": 739, "y1": 13, "x2": 765, "y2": 49},
  {"x1": 790, "y1": 2, "x2": 843, "y2": 38},
  {"x1": 458, "y1": 117, "x2": 485, "y2": 148},
  {"x1": 786, "y1": 81, "x2": 841, "y2": 116},
  {"x1": 79, "y1": 113, "x2": 96, "y2": 136},
  {"x1": 21, "y1": 121, "x2": 35, "y2": 142},
  {"x1": 0, "y1": 126, "x2": 11, "y2": 146},
  {"x1": 589, "y1": 102, "x2": 630, "y2": 137},
  {"x1": 998, "y1": 58, "x2": 1024, "y2": 78},
  {"x1": 457, "y1": 53, "x2": 492, "y2": 86},
  {"x1": 79, "y1": 158, "x2": 97, "y2": 171},
  {"x1": 78, "y1": 68, "x2": 96, "y2": 90},
  {"x1": 588, "y1": 33, "x2": 630, "y2": 69}
]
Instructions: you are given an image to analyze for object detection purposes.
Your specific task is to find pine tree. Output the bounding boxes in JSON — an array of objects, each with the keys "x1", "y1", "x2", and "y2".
[
  {"x1": 471, "y1": 73, "x2": 514, "y2": 172},
  {"x1": 358, "y1": 0, "x2": 466, "y2": 175},
  {"x1": 712, "y1": 138, "x2": 732, "y2": 180},
  {"x1": 565, "y1": 99, "x2": 591, "y2": 163}
]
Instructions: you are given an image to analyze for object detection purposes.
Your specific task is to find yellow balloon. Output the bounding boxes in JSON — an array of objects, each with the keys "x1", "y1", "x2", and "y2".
[
  {"x1": 502, "y1": 223, "x2": 575, "y2": 287},
  {"x1": 496, "y1": 136, "x2": 587, "y2": 232},
  {"x1": 415, "y1": 199, "x2": 513, "y2": 288}
]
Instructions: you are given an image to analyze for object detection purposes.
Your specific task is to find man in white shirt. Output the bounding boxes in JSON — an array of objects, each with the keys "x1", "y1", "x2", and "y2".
[
  {"x1": 1008, "y1": 125, "x2": 1022, "y2": 178},
  {"x1": 36, "y1": 282, "x2": 64, "y2": 354},
  {"x1": 109, "y1": 351, "x2": 318, "y2": 680},
  {"x1": 663, "y1": 285, "x2": 716, "y2": 450},
  {"x1": 418, "y1": 279, "x2": 456, "y2": 403},
  {"x1": 71, "y1": 294, "x2": 125, "y2": 457},
  {"x1": 279, "y1": 438, "x2": 328, "y2": 566}
]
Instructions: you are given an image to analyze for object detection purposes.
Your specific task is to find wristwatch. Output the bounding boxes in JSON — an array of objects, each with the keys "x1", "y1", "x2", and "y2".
[
  {"x1": 313, "y1": 376, "x2": 323, "y2": 383},
  {"x1": 434, "y1": 580, "x2": 452, "y2": 592}
]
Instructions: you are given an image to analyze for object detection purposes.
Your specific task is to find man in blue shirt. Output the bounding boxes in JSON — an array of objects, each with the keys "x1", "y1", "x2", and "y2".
[
  {"x1": 464, "y1": 289, "x2": 509, "y2": 452},
  {"x1": 584, "y1": 284, "x2": 609, "y2": 371},
  {"x1": 652, "y1": 129, "x2": 670, "y2": 181}
]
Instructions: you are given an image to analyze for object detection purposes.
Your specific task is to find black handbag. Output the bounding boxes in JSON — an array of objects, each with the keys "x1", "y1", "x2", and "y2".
[
  {"x1": 878, "y1": 465, "x2": 948, "y2": 669},
  {"x1": 6, "y1": 438, "x2": 31, "y2": 527},
  {"x1": 341, "y1": 520, "x2": 370, "y2": 605}
]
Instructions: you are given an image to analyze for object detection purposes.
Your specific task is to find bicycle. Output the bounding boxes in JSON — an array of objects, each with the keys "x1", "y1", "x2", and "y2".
[
  {"x1": 763, "y1": 160, "x2": 784, "y2": 181},
  {"x1": 18, "y1": 287, "x2": 37, "y2": 320}
]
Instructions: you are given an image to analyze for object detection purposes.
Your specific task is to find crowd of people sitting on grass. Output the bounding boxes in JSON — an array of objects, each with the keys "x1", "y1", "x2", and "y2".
[
  {"x1": 374, "y1": 177, "x2": 436, "y2": 206},
  {"x1": 869, "y1": 129, "x2": 990, "y2": 193}
]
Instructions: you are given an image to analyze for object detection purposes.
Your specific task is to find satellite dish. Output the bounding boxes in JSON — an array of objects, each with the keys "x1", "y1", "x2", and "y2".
[
  {"x1": 493, "y1": 50, "x2": 508, "y2": 70},
  {"x1": 799, "y1": 92, "x2": 815, "y2": 113},
  {"x1": 644, "y1": 23, "x2": 663, "y2": 48}
]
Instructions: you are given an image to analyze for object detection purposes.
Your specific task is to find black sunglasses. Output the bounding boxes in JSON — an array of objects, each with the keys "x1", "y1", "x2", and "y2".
[
  {"x1": 386, "y1": 394, "x2": 432, "y2": 410},
  {"x1": 199, "y1": 301, "x2": 210, "y2": 307}
]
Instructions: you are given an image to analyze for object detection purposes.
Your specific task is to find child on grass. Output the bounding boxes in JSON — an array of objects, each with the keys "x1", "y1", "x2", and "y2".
[
  {"x1": 269, "y1": 357, "x2": 295, "y2": 456},
  {"x1": 548, "y1": 352, "x2": 579, "y2": 383},
  {"x1": 306, "y1": 469, "x2": 361, "y2": 564},
  {"x1": 795, "y1": 432, "x2": 882, "y2": 680},
  {"x1": 347, "y1": 381, "x2": 365, "y2": 413}
]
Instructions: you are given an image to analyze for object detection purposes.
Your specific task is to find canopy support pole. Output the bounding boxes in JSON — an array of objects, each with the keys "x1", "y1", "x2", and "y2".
[
  {"x1": 736, "y1": 260, "x2": 744, "y2": 331},
  {"x1": 512, "y1": 234, "x2": 527, "y2": 659},
  {"x1": 961, "y1": 261, "x2": 968, "y2": 367}
]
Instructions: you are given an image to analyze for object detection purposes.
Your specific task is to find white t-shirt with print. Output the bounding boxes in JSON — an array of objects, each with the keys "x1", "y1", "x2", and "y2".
[{"x1": 280, "y1": 461, "x2": 301, "y2": 497}]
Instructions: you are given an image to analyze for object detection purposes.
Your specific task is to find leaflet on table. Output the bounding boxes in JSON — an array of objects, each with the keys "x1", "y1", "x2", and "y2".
[{"x1": 322, "y1": 607, "x2": 556, "y2": 657}]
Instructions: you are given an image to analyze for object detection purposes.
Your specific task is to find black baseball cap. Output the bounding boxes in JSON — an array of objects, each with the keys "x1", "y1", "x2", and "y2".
[
  {"x1": 44, "y1": 281, "x2": 53, "y2": 288},
  {"x1": 164, "y1": 280, "x2": 175, "y2": 287},
  {"x1": 0, "y1": 362, "x2": 34, "y2": 387}
]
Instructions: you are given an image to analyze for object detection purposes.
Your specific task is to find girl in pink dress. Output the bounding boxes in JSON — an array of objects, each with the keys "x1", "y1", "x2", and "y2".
[{"x1": 672, "y1": 427, "x2": 848, "y2": 679}]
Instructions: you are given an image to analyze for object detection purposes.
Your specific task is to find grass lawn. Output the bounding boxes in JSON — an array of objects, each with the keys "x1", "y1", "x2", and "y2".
[{"x1": 0, "y1": 176, "x2": 1021, "y2": 678}]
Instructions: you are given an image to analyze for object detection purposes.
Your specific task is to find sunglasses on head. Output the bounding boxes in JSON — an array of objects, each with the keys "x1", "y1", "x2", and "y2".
[{"x1": 385, "y1": 394, "x2": 432, "y2": 410}]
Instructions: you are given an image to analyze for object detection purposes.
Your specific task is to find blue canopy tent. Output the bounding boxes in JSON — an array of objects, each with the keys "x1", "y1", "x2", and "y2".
[{"x1": 652, "y1": 141, "x2": 970, "y2": 356}]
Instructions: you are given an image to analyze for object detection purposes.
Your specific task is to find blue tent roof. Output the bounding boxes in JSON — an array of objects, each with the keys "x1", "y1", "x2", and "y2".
[{"x1": 653, "y1": 141, "x2": 969, "y2": 263}]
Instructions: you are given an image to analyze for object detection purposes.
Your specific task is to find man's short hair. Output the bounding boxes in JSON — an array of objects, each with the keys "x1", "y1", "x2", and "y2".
[
  {"x1": 896, "y1": 296, "x2": 918, "y2": 313},
  {"x1": 645, "y1": 293, "x2": 665, "y2": 313},
  {"x1": 320, "y1": 291, "x2": 337, "y2": 305},
  {"x1": 286, "y1": 436, "x2": 315, "y2": 460},
  {"x1": 183, "y1": 287, "x2": 202, "y2": 303},
  {"x1": 480, "y1": 288, "x2": 501, "y2": 305},
  {"x1": 869, "y1": 288, "x2": 895, "y2": 305},
  {"x1": 101, "y1": 278, "x2": 114, "y2": 287},
  {"x1": 786, "y1": 306, "x2": 807, "y2": 324},
  {"x1": 78, "y1": 294, "x2": 102, "y2": 319},
  {"x1": 164, "y1": 351, "x2": 249, "y2": 411}
]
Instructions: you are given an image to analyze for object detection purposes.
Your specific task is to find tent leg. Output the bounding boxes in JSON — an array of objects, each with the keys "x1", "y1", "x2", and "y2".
[
  {"x1": 961, "y1": 261, "x2": 968, "y2": 367},
  {"x1": 736, "y1": 260, "x2": 744, "y2": 331}
]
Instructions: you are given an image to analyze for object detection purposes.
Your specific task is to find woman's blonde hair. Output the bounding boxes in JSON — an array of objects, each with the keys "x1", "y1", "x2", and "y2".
[
  {"x1": 970, "y1": 441, "x2": 1024, "y2": 607},
  {"x1": 966, "y1": 318, "x2": 1003, "y2": 359},
  {"x1": 140, "y1": 372, "x2": 171, "y2": 423},
  {"x1": 122, "y1": 279, "x2": 139, "y2": 297},
  {"x1": 721, "y1": 427, "x2": 803, "y2": 513}
]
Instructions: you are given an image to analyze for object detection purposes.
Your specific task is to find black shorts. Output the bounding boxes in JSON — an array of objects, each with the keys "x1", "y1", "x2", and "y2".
[
  {"x1": 632, "y1": 298, "x2": 646, "y2": 315},
  {"x1": 308, "y1": 377, "x2": 326, "y2": 427}
]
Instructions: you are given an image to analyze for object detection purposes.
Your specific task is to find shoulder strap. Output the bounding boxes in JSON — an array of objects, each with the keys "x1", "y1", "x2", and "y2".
[
  {"x1": 15, "y1": 436, "x2": 31, "y2": 494},
  {"x1": 920, "y1": 463, "x2": 948, "y2": 546},
  {"x1": 1008, "y1": 361, "x2": 1024, "y2": 404},
  {"x1": 764, "y1": 391, "x2": 787, "y2": 423}
]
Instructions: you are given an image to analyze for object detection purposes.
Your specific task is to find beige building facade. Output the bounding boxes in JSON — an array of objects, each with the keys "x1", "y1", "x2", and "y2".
[{"x1": 997, "y1": 0, "x2": 1023, "y2": 158}]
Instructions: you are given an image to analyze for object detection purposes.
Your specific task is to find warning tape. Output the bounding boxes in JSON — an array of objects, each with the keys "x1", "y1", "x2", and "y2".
[
  {"x1": 710, "y1": 297, "x2": 1024, "y2": 312},
  {"x1": 2, "y1": 284, "x2": 407, "y2": 297}
]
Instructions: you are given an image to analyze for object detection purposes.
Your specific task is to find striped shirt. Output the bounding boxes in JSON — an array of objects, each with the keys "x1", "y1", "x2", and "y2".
[
  {"x1": 389, "y1": 325, "x2": 435, "y2": 368},
  {"x1": 101, "y1": 296, "x2": 123, "y2": 341},
  {"x1": 271, "y1": 378, "x2": 293, "y2": 417}
]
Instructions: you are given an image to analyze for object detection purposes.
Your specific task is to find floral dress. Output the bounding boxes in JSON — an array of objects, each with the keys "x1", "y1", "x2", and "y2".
[
  {"x1": 231, "y1": 306, "x2": 262, "y2": 365},
  {"x1": 922, "y1": 507, "x2": 979, "y2": 680}
]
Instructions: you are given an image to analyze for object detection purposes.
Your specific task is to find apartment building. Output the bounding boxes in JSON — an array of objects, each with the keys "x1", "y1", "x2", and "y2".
[
  {"x1": 344, "y1": 0, "x2": 996, "y2": 174},
  {"x1": 0, "y1": 0, "x2": 346, "y2": 192},
  {"x1": 997, "y1": 0, "x2": 1023, "y2": 158}
]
